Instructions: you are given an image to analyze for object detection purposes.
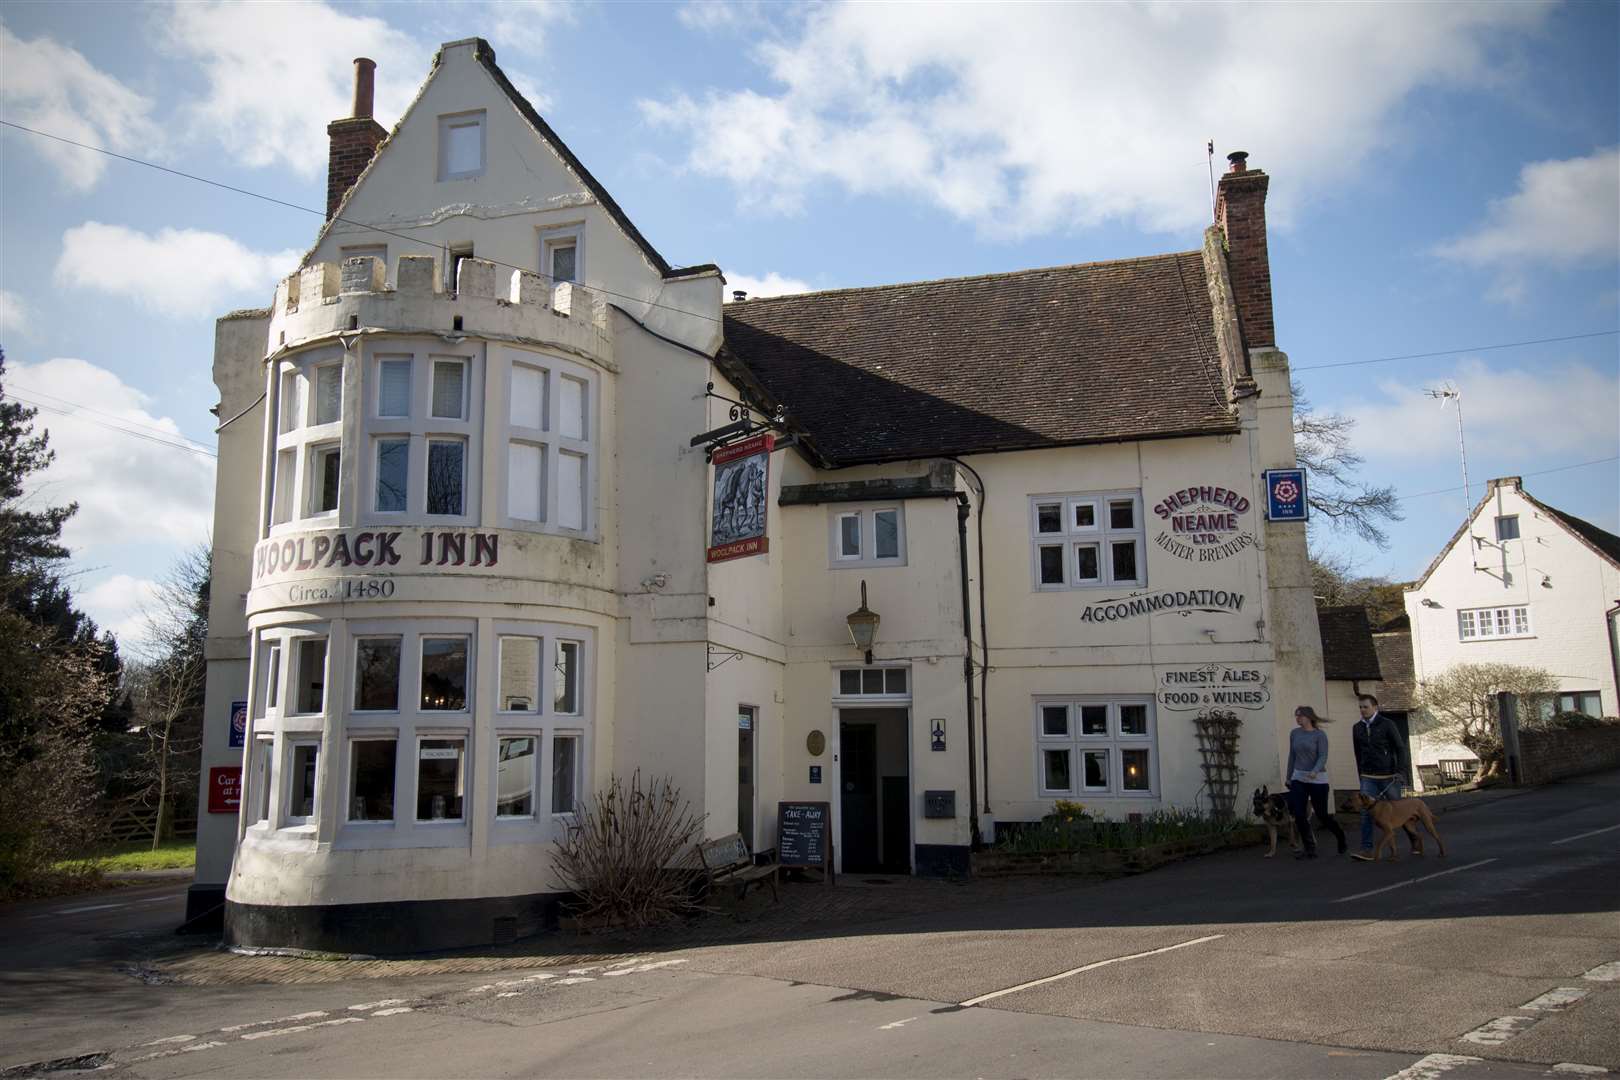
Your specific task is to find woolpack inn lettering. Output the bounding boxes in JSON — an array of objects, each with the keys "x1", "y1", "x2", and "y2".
[{"x1": 188, "y1": 39, "x2": 1334, "y2": 953}]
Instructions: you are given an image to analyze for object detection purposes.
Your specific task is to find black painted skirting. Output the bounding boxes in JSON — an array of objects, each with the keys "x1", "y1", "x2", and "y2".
[
  {"x1": 182, "y1": 883, "x2": 226, "y2": 932},
  {"x1": 913, "y1": 843, "x2": 971, "y2": 878},
  {"x1": 225, "y1": 891, "x2": 564, "y2": 956}
]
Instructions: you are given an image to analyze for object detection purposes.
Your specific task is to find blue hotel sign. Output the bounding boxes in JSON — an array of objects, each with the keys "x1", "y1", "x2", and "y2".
[{"x1": 1263, "y1": 469, "x2": 1308, "y2": 522}]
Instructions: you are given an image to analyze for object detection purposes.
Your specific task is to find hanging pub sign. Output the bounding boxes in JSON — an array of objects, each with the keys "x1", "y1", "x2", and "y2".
[
  {"x1": 228, "y1": 700, "x2": 248, "y2": 749},
  {"x1": 1263, "y1": 469, "x2": 1309, "y2": 522},
  {"x1": 708, "y1": 433, "x2": 774, "y2": 562}
]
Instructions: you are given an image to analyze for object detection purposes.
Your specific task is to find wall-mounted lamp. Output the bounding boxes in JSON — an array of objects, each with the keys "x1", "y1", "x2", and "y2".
[
  {"x1": 846, "y1": 579, "x2": 880, "y2": 665},
  {"x1": 1421, "y1": 598, "x2": 1440, "y2": 608},
  {"x1": 1541, "y1": 574, "x2": 1552, "y2": 588}
]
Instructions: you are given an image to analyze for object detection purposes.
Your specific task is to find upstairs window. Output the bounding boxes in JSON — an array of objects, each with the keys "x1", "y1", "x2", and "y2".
[
  {"x1": 1458, "y1": 605, "x2": 1531, "y2": 641},
  {"x1": 1032, "y1": 491, "x2": 1145, "y2": 590},
  {"x1": 438, "y1": 111, "x2": 485, "y2": 180},
  {"x1": 505, "y1": 349, "x2": 596, "y2": 536},
  {"x1": 829, "y1": 506, "x2": 906, "y2": 567},
  {"x1": 1495, "y1": 515, "x2": 1520, "y2": 541},
  {"x1": 541, "y1": 228, "x2": 582, "y2": 285}
]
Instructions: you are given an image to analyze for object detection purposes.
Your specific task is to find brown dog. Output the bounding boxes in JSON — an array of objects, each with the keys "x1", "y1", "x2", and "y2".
[{"x1": 1351, "y1": 793, "x2": 1446, "y2": 862}]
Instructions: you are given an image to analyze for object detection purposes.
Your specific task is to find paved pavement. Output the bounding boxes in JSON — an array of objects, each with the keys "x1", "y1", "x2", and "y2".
[{"x1": 1, "y1": 771, "x2": 1614, "y2": 1079}]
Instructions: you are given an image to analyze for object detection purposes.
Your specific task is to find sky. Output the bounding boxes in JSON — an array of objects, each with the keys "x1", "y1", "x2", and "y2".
[{"x1": 1, "y1": 0, "x2": 1616, "y2": 648}]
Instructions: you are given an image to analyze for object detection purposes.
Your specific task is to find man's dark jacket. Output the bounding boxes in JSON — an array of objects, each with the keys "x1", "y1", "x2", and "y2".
[{"x1": 1352, "y1": 714, "x2": 1408, "y2": 777}]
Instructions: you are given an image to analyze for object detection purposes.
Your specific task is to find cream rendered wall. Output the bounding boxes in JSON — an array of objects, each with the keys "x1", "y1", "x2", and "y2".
[
  {"x1": 1406, "y1": 482, "x2": 1620, "y2": 716},
  {"x1": 960, "y1": 425, "x2": 1298, "y2": 824},
  {"x1": 310, "y1": 39, "x2": 719, "y2": 357},
  {"x1": 197, "y1": 311, "x2": 271, "y2": 892}
]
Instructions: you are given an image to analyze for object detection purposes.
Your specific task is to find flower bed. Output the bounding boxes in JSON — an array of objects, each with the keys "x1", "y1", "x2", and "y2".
[{"x1": 975, "y1": 807, "x2": 1264, "y2": 878}]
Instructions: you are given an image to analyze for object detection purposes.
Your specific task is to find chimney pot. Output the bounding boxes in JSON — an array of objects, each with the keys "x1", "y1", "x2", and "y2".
[
  {"x1": 352, "y1": 58, "x2": 377, "y2": 119},
  {"x1": 732, "y1": 290, "x2": 748, "y2": 302},
  {"x1": 1226, "y1": 150, "x2": 1248, "y2": 174}
]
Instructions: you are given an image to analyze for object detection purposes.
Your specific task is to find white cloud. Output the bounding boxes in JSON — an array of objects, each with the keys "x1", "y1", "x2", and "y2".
[
  {"x1": 1434, "y1": 148, "x2": 1620, "y2": 303},
  {"x1": 678, "y1": 2, "x2": 748, "y2": 32},
  {"x1": 9, "y1": 357, "x2": 215, "y2": 555},
  {"x1": 1342, "y1": 358, "x2": 1619, "y2": 465},
  {"x1": 159, "y1": 1, "x2": 421, "y2": 178},
  {"x1": 79, "y1": 574, "x2": 162, "y2": 650},
  {"x1": 0, "y1": 290, "x2": 31, "y2": 341},
  {"x1": 55, "y1": 222, "x2": 300, "y2": 318},
  {"x1": 0, "y1": 20, "x2": 162, "y2": 191},
  {"x1": 482, "y1": 0, "x2": 574, "y2": 56},
  {"x1": 723, "y1": 271, "x2": 814, "y2": 301},
  {"x1": 643, "y1": 4, "x2": 1547, "y2": 236}
]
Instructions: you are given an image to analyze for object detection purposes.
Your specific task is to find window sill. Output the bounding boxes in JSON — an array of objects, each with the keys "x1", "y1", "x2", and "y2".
[{"x1": 1458, "y1": 635, "x2": 1535, "y2": 643}]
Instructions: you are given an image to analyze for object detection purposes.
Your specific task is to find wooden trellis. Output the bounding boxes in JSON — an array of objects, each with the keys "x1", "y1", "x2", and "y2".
[{"x1": 1193, "y1": 710, "x2": 1243, "y2": 819}]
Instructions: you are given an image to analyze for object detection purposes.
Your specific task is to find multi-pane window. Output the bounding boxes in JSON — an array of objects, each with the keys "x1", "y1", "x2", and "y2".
[
  {"x1": 1035, "y1": 698, "x2": 1156, "y2": 797},
  {"x1": 1458, "y1": 605, "x2": 1531, "y2": 641},
  {"x1": 348, "y1": 738, "x2": 397, "y2": 821},
  {"x1": 272, "y1": 350, "x2": 350, "y2": 527},
  {"x1": 505, "y1": 349, "x2": 595, "y2": 535},
  {"x1": 830, "y1": 506, "x2": 905, "y2": 567},
  {"x1": 359, "y1": 352, "x2": 478, "y2": 523},
  {"x1": 836, "y1": 666, "x2": 910, "y2": 697},
  {"x1": 1031, "y1": 491, "x2": 1145, "y2": 589}
]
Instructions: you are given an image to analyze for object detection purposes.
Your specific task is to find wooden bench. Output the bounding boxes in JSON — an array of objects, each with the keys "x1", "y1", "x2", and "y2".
[
  {"x1": 696, "y1": 833, "x2": 778, "y2": 904},
  {"x1": 1438, "y1": 759, "x2": 1479, "y2": 786}
]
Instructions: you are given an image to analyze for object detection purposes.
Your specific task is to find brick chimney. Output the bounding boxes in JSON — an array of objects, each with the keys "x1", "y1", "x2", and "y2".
[
  {"x1": 1215, "y1": 151, "x2": 1274, "y2": 352},
  {"x1": 326, "y1": 58, "x2": 387, "y2": 220}
]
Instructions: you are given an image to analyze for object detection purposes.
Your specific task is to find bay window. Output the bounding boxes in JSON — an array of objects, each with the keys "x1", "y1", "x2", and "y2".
[{"x1": 503, "y1": 346, "x2": 596, "y2": 536}]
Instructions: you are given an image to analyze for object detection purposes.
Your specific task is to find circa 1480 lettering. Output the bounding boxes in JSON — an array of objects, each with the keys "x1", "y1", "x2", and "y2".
[
  {"x1": 1152, "y1": 483, "x2": 1256, "y2": 562},
  {"x1": 253, "y1": 529, "x2": 499, "y2": 584}
]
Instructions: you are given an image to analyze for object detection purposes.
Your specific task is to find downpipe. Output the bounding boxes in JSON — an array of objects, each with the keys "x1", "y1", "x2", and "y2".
[{"x1": 956, "y1": 493, "x2": 982, "y2": 849}]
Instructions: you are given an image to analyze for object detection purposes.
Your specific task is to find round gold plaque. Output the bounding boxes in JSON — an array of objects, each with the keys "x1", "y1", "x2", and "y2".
[{"x1": 806, "y1": 730, "x2": 826, "y2": 756}]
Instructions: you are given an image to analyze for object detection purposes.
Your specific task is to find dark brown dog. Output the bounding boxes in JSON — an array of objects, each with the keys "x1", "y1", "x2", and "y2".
[{"x1": 1351, "y1": 792, "x2": 1446, "y2": 862}]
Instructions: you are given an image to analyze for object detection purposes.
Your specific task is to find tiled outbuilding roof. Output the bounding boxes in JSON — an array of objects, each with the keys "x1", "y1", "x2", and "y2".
[
  {"x1": 1370, "y1": 629, "x2": 1416, "y2": 712},
  {"x1": 1317, "y1": 606, "x2": 1383, "y2": 682},
  {"x1": 720, "y1": 253, "x2": 1237, "y2": 466}
]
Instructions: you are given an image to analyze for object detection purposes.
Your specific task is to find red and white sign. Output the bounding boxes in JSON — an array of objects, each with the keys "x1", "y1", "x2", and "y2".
[
  {"x1": 208, "y1": 766, "x2": 243, "y2": 814},
  {"x1": 708, "y1": 433, "x2": 774, "y2": 563}
]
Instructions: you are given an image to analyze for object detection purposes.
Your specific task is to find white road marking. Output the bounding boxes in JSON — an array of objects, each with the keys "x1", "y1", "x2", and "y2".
[
  {"x1": 554, "y1": 976, "x2": 594, "y2": 986},
  {"x1": 1333, "y1": 859, "x2": 1497, "y2": 904},
  {"x1": 239, "y1": 1017, "x2": 365, "y2": 1041},
  {"x1": 1459, "y1": 1015, "x2": 1539, "y2": 1046},
  {"x1": 138, "y1": 1035, "x2": 195, "y2": 1047},
  {"x1": 348, "y1": 998, "x2": 407, "y2": 1011},
  {"x1": 603, "y1": 959, "x2": 687, "y2": 977},
  {"x1": 1521, "y1": 987, "x2": 1590, "y2": 1011},
  {"x1": 497, "y1": 992, "x2": 522, "y2": 998},
  {"x1": 959, "y1": 935, "x2": 1225, "y2": 1007},
  {"x1": 1581, "y1": 961, "x2": 1620, "y2": 982},
  {"x1": 1380, "y1": 1053, "x2": 1483, "y2": 1080},
  {"x1": 372, "y1": 1007, "x2": 412, "y2": 1017},
  {"x1": 1550, "y1": 823, "x2": 1620, "y2": 846},
  {"x1": 879, "y1": 1017, "x2": 917, "y2": 1030},
  {"x1": 129, "y1": 1040, "x2": 225, "y2": 1063},
  {"x1": 1550, "y1": 1064, "x2": 1610, "y2": 1075},
  {"x1": 219, "y1": 1010, "x2": 328, "y2": 1033},
  {"x1": 32, "y1": 902, "x2": 124, "y2": 918}
]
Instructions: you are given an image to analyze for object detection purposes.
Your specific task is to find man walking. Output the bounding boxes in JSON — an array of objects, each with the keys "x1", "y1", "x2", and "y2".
[{"x1": 1350, "y1": 693, "x2": 1412, "y2": 862}]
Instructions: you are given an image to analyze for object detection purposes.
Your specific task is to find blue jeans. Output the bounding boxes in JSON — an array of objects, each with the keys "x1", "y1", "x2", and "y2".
[{"x1": 1359, "y1": 776, "x2": 1405, "y2": 850}]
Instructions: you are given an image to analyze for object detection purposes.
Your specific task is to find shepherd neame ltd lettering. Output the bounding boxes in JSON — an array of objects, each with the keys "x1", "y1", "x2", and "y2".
[
  {"x1": 1152, "y1": 483, "x2": 1255, "y2": 561},
  {"x1": 254, "y1": 530, "x2": 498, "y2": 583},
  {"x1": 1079, "y1": 588, "x2": 1245, "y2": 623}
]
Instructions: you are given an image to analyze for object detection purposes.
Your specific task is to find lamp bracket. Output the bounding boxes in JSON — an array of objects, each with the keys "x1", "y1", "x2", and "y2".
[{"x1": 707, "y1": 643, "x2": 743, "y2": 672}]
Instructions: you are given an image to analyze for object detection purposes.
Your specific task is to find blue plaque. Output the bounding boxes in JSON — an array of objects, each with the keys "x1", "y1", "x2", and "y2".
[{"x1": 1264, "y1": 469, "x2": 1308, "y2": 522}]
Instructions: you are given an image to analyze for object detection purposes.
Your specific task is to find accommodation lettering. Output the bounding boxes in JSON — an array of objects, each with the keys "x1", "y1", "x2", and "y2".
[{"x1": 1079, "y1": 588, "x2": 1245, "y2": 623}]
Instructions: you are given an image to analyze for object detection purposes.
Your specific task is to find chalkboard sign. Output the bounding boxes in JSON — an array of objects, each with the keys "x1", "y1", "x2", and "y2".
[{"x1": 778, "y1": 801, "x2": 832, "y2": 883}]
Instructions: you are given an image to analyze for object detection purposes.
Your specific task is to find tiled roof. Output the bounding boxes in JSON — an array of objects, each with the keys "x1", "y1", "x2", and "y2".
[
  {"x1": 1544, "y1": 505, "x2": 1620, "y2": 567},
  {"x1": 1370, "y1": 629, "x2": 1416, "y2": 712},
  {"x1": 721, "y1": 253, "x2": 1237, "y2": 466},
  {"x1": 1317, "y1": 606, "x2": 1382, "y2": 682}
]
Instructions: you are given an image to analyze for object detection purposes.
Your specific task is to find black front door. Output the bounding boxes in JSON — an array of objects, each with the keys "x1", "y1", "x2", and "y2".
[{"x1": 839, "y1": 722, "x2": 879, "y2": 872}]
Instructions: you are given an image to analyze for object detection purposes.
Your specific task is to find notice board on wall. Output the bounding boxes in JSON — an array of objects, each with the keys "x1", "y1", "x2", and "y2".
[{"x1": 777, "y1": 801, "x2": 832, "y2": 884}]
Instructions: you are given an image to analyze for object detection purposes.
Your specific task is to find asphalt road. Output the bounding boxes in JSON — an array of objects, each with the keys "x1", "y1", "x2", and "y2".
[{"x1": 1, "y1": 773, "x2": 1614, "y2": 1080}]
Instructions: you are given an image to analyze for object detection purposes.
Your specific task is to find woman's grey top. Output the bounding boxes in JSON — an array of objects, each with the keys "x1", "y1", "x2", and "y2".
[{"x1": 1288, "y1": 727, "x2": 1330, "y2": 783}]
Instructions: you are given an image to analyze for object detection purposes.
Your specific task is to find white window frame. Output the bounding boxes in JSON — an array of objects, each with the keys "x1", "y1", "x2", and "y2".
[
  {"x1": 1458, "y1": 605, "x2": 1532, "y2": 641},
  {"x1": 827, "y1": 504, "x2": 907, "y2": 568},
  {"x1": 500, "y1": 346, "x2": 598, "y2": 538},
  {"x1": 832, "y1": 664, "x2": 912, "y2": 703},
  {"x1": 1495, "y1": 515, "x2": 1520, "y2": 542},
  {"x1": 438, "y1": 110, "x2": 486, "y2": 181},
  {"x1": 344, "y1": 733, "x2": 399, "y2": 825},
  {"x1": 352, "y1": 635, "x2": 403, "y2": 713},
  {"x1": 538, "y1": 224, "x2": 584, "y2": 286},
  {"x1": 250, "y1": 735, "x2": 274, "y2": 826},
  {"x1": 1033, "y1": 696, "x2": 1158, "y2": 798},
  {"x1": 495, "y1": 733, "x2": 540, "y2": 821},
  {"x1": 271, "y1": 347, "x2": 349, "y2": 531},
  {"x1": 414, "y1": 733, "x2": 469, "y2": 824},
  {"x1": 548, "y1": 728, "x2": 585, "y2": 832},
  {"x1": 283, "y1": 737, "x2": 322, "y2": 827},
  {"x1": 356, "y1": 344, "x2": 481, "y2": 528},
  {"x1": 1030, "y1": 491, "x2": 1145, "y2": 590}
]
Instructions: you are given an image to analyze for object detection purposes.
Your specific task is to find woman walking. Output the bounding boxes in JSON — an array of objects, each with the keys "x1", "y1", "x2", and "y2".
[{"x1": 1287, "y1": 706, "x2": 1348, "y2": 860}]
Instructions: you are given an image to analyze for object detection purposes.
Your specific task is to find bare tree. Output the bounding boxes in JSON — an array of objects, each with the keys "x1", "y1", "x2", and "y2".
[
  {"x1": 1293, "y1": 380, "x2": 1403, "y2": 548},
  {"x1": 126, "y1": 547, "x2": 210, "y2": 850},
  {"x1": 1413, "y1": 662, "x2": 1558, "y2": 778}
]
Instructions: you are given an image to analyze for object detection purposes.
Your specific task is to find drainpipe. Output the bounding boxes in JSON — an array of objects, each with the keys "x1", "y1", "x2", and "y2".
[
  {"x1": 947, "y1": 457, "x2": 991, "y2": 814},
  {"x1": 1606, "y1": 602, "x2": 1620, "y2": 716},
  {"x1": 956, "y1": 493, "x2": 982, "y2": 849}
]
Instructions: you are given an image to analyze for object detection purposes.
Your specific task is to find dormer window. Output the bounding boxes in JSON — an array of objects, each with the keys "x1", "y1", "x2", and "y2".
[{"x1": 438, "y1": 111, "x2": 485, "y2": 180}]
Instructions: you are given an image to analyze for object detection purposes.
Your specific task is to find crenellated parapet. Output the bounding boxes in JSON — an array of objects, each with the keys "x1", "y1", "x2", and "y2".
[{"x1": 268, "y1": 255, "x2": 613, "y2": 367}]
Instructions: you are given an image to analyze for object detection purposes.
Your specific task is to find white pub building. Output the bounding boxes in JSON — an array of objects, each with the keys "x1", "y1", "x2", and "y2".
[{"x1": 192, "y1": 39, "x2": 1328, "y2": 952}]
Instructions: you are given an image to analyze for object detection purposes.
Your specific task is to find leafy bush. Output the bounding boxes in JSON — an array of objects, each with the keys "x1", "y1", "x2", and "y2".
[
  {"x1": 550, "y1": 771, "x2": 706, "y2": 930},
  {"x1": 999, "y1": 807, "x2": 1245, "y2": 854}
]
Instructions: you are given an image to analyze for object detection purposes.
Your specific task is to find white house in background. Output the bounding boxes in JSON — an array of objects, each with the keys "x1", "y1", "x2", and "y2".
[
  {"x1": 1405, "y1": 476, "x2": 1620, "y2": 732},
  {"x1": 191, "y1": 37, "x2": 1330, "y2": 954}
]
